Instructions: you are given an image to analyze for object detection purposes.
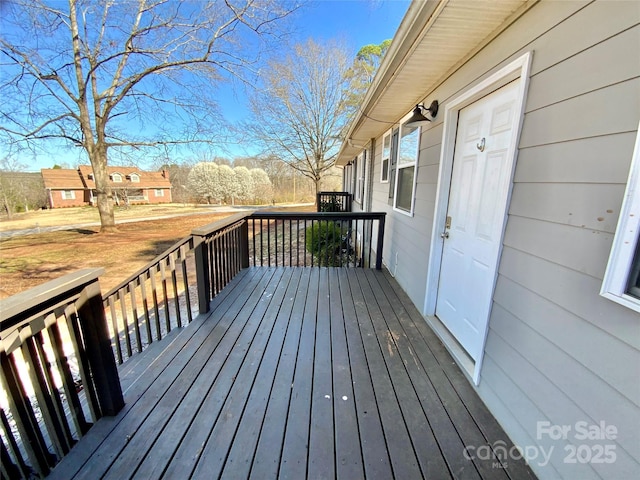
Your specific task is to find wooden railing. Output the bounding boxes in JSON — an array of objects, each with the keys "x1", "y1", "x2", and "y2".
[
  {"x1": 316, "y1": 191, "x2": 352, "y2": 212},
  {"x1": 102, "y1": 212, "x2": 249, "y2": 362},
  {"x1": 192, "y1": 213, "x2": 249, "y2": 315},
  {"x1": 101, "y1": 211, "x2": 386, "y2": 352},
  {"x1": 0, "y1": 269, "x2": 124, "y2": 478},
  {"x1": 248, "y1": 212, "x2": 385, "y2": 270},
  {"x1": 102, "y1": 235, "x2": 197, "y2": 364}
]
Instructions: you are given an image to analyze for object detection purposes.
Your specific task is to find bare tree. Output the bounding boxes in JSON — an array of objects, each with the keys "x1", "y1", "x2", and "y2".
[
  {"x1": 0, "y1": 157, "x2": 46, "y2": 217},
  {"x1": 0, "y1": 0, "x2": 296, "y2": 232},
  {"x1": 244, "y1": 39, "x2": 352, "y2": 197}
]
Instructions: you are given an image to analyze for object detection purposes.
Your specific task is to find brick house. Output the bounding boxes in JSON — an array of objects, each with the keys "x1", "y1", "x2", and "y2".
[{"x1": 42, "y1": 166, "x2": 172, "y2": 208}]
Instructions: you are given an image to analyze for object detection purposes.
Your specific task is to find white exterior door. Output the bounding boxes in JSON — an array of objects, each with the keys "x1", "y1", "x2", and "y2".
[{"x1": 435, "y1": 79, "x2": 520, "y2": 362}]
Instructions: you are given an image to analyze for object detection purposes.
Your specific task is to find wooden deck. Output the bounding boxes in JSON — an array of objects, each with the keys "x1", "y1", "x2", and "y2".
[{"x1": 48, "y1": 267, "x2": 536, "y2": 480}]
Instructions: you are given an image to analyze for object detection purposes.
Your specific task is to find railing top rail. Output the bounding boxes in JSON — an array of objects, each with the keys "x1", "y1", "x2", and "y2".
[
  {"x1": 191, "y1": 211, "x2": 253, "y2": 237},
  {"x1": 249, "y1": 211, "x2": 385, "y2": 220},
  {"x1": 318, "y1": 191, "x2": 351, "y2": 196},
  {"x1": 102, "y1": 235, "x2": 194, "y2": 298},
  {"x1": 0, "y1": 267, "x2": 104, "y2": 333}
]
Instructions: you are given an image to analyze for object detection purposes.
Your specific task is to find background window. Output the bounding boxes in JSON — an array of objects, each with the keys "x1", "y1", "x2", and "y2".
[
  {"x1": 112, "y1": 173, "x2": 122, "y2": 182},
  {"x1": 155, "y1": 189, "x2": 164, "y2": 197},
  {"x1": 381, "y1": 132, "x2": 391, "y2": 183},
  {"x1": 62, "y1": 190, "x2": 75, "y2": 200},
  {"x1": 393, "y1": 123, "x2": 420, "y2": 214},
  {"x1": 356, "y1": 151, "x2": 366, "y2": 203}
]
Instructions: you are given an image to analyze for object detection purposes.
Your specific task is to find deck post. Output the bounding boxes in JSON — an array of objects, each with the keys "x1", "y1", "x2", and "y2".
[
  {"x1": 375, "y1": 213, "x2": 385, "y2": 270},
  {"x1": 239, "y1": 220, "x2": 250, "y2": 269},
  {"x1": 194, "y1": 237, "x2": 211, "y2": 314},
  {"x1": 76, "y1": 282, "x2": 124, "y2": 416}
]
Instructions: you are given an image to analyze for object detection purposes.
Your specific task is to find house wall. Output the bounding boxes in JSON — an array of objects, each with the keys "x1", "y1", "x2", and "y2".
[
  {"x1": 48, "y1": 189, "x2": 87, "y2": 208},
  {"x1": 364, "y1": 1, "x2": 640, "y2": 478},
  {"x1": 145, "y1": 188, "x2": 171, "y2": 204}
]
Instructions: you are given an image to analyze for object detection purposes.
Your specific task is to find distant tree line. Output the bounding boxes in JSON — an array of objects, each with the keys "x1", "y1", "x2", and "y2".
[{"x1": 0, "y1": 158, "x2": 47, "y2": 218}]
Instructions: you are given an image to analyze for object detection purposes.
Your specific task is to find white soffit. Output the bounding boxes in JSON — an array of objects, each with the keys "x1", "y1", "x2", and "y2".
[{"x1": 337, "y1": 0, "x2": 534, "y2": 165}]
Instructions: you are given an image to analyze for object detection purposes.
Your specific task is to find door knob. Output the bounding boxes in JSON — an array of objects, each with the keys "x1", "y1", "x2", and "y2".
[{"x1": 440, "y1": 231, "x2": 449, "y2": 239}]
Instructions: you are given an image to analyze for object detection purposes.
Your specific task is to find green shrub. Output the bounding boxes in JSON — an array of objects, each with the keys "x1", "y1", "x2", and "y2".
[{"x1": 305, "y1": 221, "x2": 352, "y2": 266}]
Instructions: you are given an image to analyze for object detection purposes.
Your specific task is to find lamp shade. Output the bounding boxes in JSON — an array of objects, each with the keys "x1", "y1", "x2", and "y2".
[
  {"x1": 405, "y1": 105, "x2": 431, "y2": 127},
  {"x1": 404, "y1": 100, "x2": 439, "y2": 127}
]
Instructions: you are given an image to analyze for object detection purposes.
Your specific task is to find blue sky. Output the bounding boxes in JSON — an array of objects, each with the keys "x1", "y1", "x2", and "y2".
[{"x1": 17, "y1": 0, "x2": 410, "y2": 172}]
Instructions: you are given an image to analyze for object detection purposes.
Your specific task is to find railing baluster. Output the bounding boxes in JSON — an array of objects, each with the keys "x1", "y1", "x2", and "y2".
[
  {"x1": 0, "y1": 351, "x2": 52, "y2": 477},
  {"x1": 118, "y1": 289, "x2": 132, "y2": 359},
  {"x1": 45, "y1": 316, "x2": 91, "y2": 436},
  {"x1": 169, "y1": 253, "x2": 181, "y2": 328},
  {"x1": 1, "y1": 408, "x2": 30, "y2": 478},
  {"x1": 159, "y1": 260, "x2": 171, "y2": 334},
  {"x1": 180, "y1": 244, "x2": 193, "y2": 324},
  {"x1": 139, "y1": 273, "x2": 152, "y2": 345},
  {"x1": 128, "y1": 281, "x2": 142, "y2": 353},
  {"x1": 31, "y1": 331, "x2": 74, "y2": 455},
  {"x1": 64, "y1": 306, "x2": 100, "y2": 422},
  {"x1": 149, "y1": 269, "x2": 162, "y2": 341},
  {"x1": 107, "y1": 296, "x2": 122, "y2": 364}
]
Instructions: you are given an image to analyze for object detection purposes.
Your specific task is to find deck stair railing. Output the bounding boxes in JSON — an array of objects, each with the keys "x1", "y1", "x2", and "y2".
[
  {"x1": 0, "y1": 269, "x2": 124, "y2": 479},
  {"x1": 316, "y1": 191, "x2": 352, "y2": 212}
]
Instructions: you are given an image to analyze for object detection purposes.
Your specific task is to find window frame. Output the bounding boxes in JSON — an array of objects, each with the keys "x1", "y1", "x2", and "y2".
[
  {"x1": 111, "y1": 173, "x2": 123, "y2": 183},
  {"x1": 601, "y1": 124, "x2": 640, "y2": 312},
  {"x1": 355, "y1": 150, "x2": 366, "y2": 204},
  {"x1": 380, "y1": 130, "x2": 392, "y2": 183},
  {"x1": 129, "y1": 173, "x2": 140, "y2": 183},
  {"x1": 61, "y1": 190, "x2": 76, "y2": 200},
  {"x1": 154, "y1": 188, "x2": 165, "y2": 197},
  {"x1": 392, "y1": 113, "x2": 421, "y2": 216}
]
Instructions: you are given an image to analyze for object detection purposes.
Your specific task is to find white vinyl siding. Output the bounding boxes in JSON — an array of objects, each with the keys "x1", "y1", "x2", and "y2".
[{"x1": 366, "y1": 2, "x2": 640, "y2": 479}]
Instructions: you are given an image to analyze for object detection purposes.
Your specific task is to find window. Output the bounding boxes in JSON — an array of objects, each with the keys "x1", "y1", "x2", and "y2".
[
  {"x1": 601, "y1": 125, "x2": 640, "y2": 312},
  {"x1": 393, "y1": 120, "x2": 420, "y2": 214},
  {"x1": 154, "y1": 189, "x2": 164, "y2": 197},
  {"x1": 111, "y1": 173, "x2": 122, "y2": 183},
  {"x1": 61, "y1": 190, "x2": 75, "y2": 200},
  {"x1": 355, "y1": 151, "x2": 366, "y2": 203},
  {"x1": 129, "y1": 173, "x2": 140, "y2": 183},
  {"x1": 380, "y1": 131, "x2": 391, "y2": 183}
]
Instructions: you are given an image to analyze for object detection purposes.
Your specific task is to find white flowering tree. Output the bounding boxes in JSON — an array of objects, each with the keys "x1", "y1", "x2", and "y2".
[
  {"x1": 233, "y1": 166, "x2": 254, "y2": 204},
  {"x1": 187, "y1": 162, "x2": 223, "y2": 204},
  {"x1": 217, "y1": 164, "x2": 237, "y2": 205},
  {"x1": 250, "y1": 168, "x2": 274, "y2": 204}
]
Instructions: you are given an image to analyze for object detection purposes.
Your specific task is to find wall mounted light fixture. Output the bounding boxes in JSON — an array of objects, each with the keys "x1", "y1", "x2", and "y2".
[{"x1": 404, "y1": 100, "x2": 439, "y2": 127}]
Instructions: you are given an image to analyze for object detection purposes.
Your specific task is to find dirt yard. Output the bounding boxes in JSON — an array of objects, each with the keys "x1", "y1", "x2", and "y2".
[
  {"x1": 0, "y1": 212, "x2": 236, "y2": 299},
  {"x1": 0, "y1": 205, "x2": 315, "y2": 300}
]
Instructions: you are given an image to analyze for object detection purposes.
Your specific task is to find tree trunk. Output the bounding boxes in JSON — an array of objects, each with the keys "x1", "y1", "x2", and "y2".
[
  {"x1": 89, "y1": 148, "x2": 117, "y2": 233},
  {"x1": 3, "y1": 193, "x2": 13, "y2": 220}
]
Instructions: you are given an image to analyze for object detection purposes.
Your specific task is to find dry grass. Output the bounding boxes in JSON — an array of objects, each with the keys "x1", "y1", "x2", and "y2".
[
  {"x1": 0, "y1": 213, "x2": 232, "y2": 299},
  {"x1": 0, "y1": 204, "x2": 227, "y2": 231},
  {"x1": 0, "y1": 204, "x2": 316, "y2": 300}
]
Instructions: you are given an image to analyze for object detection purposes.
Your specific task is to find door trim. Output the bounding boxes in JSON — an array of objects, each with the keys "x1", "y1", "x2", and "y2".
[{"x1": 423, "y1": 51, "x2": 533, "y2": 385}]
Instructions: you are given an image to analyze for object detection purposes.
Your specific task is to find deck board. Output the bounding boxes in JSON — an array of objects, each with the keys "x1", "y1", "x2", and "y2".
[{"x1": 48, "y1": 267, "x2": 536, "y2": 480}]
